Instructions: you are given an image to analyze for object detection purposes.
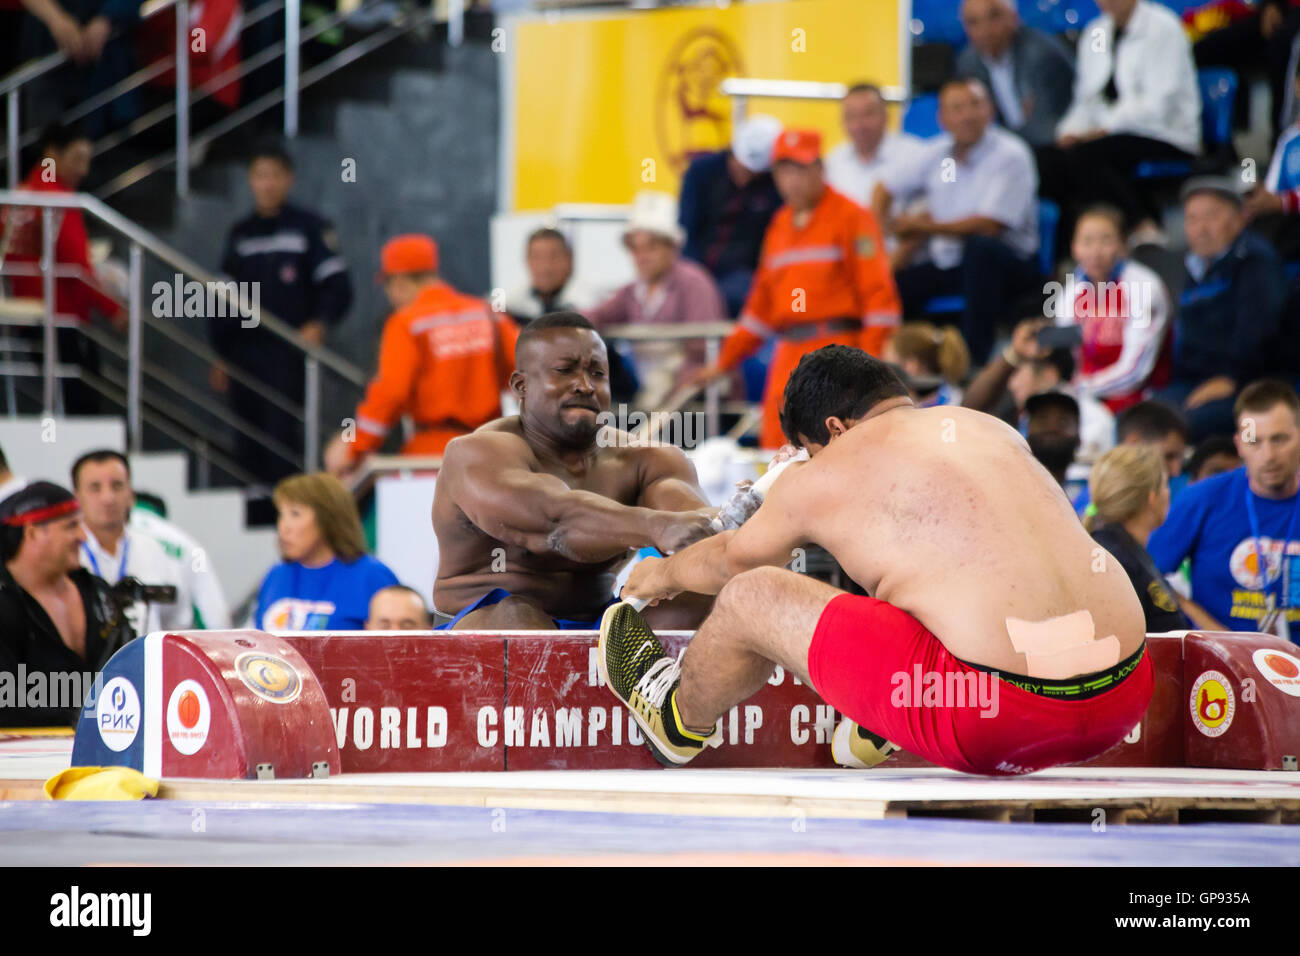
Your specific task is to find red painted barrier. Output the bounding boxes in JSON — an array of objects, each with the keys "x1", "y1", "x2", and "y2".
[
  {"x1": 88, "y1": 628, "x2": 1292, "y2": 775},
  {"x1": 70, "y1": 630, "x2": 340, "y2": 779},
  {"x1": 1184, "y1": 631, "x2": 1300, "y2": 770}
]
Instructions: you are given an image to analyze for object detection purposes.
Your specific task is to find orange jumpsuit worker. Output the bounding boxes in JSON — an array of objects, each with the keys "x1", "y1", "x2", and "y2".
[
  {"x1": 694, "y1": 128, "x2": 901, "y2": 448},
  {"x1": 324, "y1": 234, "x2": 518, "y2": 479}
]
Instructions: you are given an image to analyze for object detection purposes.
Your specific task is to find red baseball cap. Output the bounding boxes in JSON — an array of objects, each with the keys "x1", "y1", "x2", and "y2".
[
  {"x1": 379, "y1": 234, "x2": 438, "y2": 276},
  {"x1": 771, "y1": 128, "x2": 822, "y2": 165}
]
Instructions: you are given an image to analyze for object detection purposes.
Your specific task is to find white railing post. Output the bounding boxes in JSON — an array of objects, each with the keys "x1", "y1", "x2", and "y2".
[
  {"x1": 5, "y1": 90, "x2": 17, "y2": 190},
  {"x1": 285, "y1": 0, "x2": 300, "y2": 137},
  {"x1": 449, "y1": 0, "x2": 464, "y2": 47},
  {"x1": 705, "y1": 334, "x2": 720, "y2": 439},
  {"x1": 128, "y1": 242, "x2": 143, "y2": 451},
  {"x1": 175, "y1": 0, "x2": 191, "y2": 197},
  {"x1": 40, "y1": 207, "x2": 56, "y2": 413},
  {"x1": 304, "y1": 354, "x2": 320, "y2": 470}
]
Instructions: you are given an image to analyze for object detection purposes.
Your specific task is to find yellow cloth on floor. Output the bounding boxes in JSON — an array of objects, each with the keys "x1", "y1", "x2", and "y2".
[{"x1": 43, "y1": 766, "x2": 159, "y2": 801}]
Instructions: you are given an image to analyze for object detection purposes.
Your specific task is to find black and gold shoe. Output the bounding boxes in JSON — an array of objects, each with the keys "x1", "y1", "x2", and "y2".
[
  {"x1": 598, "y1": 602, "x2": 716, "y2": 767},
  {"x1": 831, "y1": 719, "x2": 900, "y2": 769}
]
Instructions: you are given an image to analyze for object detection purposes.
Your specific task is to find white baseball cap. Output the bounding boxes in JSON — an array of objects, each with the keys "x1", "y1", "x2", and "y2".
[
  {"x1": 731, "y1": 114, "x2": 783, "y2": 173},
  {"x1": 623, "y1": 190, "x2": 685, "y2": 247}
]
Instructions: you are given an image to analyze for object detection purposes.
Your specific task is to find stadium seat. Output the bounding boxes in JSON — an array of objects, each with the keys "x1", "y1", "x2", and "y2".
[
  {"x1": 912, "y1": 0, "x2": 967, "y2": 47},
  {"x1": 1134, "y1": 68, "x2": 1238, "y2": 179},
  {"x1": 903, "y1": 94, "x2": 941, "y2": 139},
  {"x1": 920, "y1": 199, "x2": 1059, "y2": 316}
]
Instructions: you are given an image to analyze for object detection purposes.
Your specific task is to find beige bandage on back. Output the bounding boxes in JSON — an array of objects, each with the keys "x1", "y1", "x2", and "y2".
[{"x1": 1005, "y1": 610, "x2": 1122, "y2": 680}]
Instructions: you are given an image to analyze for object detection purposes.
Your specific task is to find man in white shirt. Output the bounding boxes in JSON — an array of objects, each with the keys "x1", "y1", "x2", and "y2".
[
  {"x1": 130, "y1": 499, "x2": 232, "y2": 629},
  {"x1": 71, "y1": 449, "x2": 191, "y2": 636},
  {"x1": 824, "y1": 84, "x2": 924, "y2": 208},
  {"x1": 873, "y1": 78, "x2": 1043, "y2": 363},
  {"x1": 1039, "y1": 0, "x2": 1202, "y2": 240}
]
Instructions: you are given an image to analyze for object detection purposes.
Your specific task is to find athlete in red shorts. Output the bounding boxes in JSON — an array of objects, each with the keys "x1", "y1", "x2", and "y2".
[{"x1": 599, "y1": 345, "x2": 1152, "y2": 775}]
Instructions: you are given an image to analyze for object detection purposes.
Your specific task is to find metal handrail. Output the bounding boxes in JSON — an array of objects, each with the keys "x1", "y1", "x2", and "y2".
[
  {"x1": 0, "y1": 189, "x2": 367, "y2": 384},
  {"x1": 0, "y1": 188, "x2": 370, "y2": 481},
  {"x1": 349, "y1": 453, "x2": 442, "y2": 498},
  {"x1": 98, "y1": 10, "x2": 426, "y2": 200}
]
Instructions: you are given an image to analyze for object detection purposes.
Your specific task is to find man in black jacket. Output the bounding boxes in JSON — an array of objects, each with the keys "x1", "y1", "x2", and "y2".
[
  {"x1": 212, "y1": 140, "x2": 353, "y2": 484},
  {"x1": 0, "y1": 481, "x2": 134, "y2": 727},
  {"x1": 1156, "y1": 177, "x2": 1290, "y2": 441}
]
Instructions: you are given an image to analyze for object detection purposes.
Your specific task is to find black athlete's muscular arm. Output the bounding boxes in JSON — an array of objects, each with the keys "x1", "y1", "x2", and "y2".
[{"x1": 442, "y1": 433, "x2": 714, "y2": 562}]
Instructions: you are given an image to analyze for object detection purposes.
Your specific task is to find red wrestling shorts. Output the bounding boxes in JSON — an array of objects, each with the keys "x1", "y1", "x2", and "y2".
[{"x1": 807, "y1": 594, "x2": 1153, "y2": 776}]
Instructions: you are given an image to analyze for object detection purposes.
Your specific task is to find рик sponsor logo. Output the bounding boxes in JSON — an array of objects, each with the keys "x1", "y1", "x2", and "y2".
[{"x1": 49, "y1": 886, "x2": 151, "y2": 936}]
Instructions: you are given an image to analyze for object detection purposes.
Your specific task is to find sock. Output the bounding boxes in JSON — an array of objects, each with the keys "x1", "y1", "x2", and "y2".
[{"x1": 669, "y1": 688, "x2": 713, "y2": 744}]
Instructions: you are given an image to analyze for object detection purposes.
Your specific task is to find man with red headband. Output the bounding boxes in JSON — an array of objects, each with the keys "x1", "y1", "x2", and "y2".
[
  {"x1": 692, "y1": 128, "x2": 901, "y2": 449},
  {"x1": 0, "y1": 481, "x2": 135, "y2": 727},
  {"x1": 325, "y1": 234, "x2": 520, "y2": 479}
]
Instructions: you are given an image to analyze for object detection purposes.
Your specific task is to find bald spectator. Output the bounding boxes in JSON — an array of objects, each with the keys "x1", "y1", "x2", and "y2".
[
  {"x1": 497, "y1": 228, "x2": 636, "y2": 404},
  {"x1": 1039, "y1": 0, "x2": 1202, "y2": 242},
  {"x1": 498, "y1": 228, "x2": 598, "y2": 325},
  {"x1": 365, "y1": 585, "x2": 431, "y2": 631},
  {"x1": 873, "y1": 78, "x2": 1041, "y2": 364},
  {"x1": 955, "y1": 0, "x2": 1075, "y2": 148},
  {"x1": 824, "y1": 84, "x2": 924, "y2": 208},
  {"x1": 678, "y1": 114, "x2": 784, "y2": 316},
  {"x1": 588, "y1": 191, "x2": 727, "y2": 408},
  {"x1": 1155, "y1": 178, "x2": 1288, "y2": 441}
]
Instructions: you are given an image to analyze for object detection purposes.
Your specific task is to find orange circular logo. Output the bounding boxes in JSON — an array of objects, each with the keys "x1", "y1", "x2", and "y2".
[
  {"x1": 1266, "y1": 654, "x2": 1299, "y2": 678},
  {"x1": 177, "y1": 689, "x2": 200, "y2": 729}
]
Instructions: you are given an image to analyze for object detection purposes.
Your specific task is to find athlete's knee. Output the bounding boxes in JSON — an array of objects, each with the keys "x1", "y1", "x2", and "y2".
[{"x1": 716, "y1": 565, "x2": 792, "y2": 612}]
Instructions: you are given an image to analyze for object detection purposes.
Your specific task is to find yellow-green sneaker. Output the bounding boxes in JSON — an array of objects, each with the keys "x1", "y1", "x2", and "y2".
[
  {"x1": 831, "y1": 719, "x2": 900, "y2": 769},
  {"x1": 598, "y1": 602, "x2": 716, "y2": 767}
]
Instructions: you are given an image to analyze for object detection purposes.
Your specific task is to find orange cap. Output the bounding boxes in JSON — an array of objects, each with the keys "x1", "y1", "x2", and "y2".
[
  {"x1": 380, "y1": 234, "x2": 438, "y2": 276},
  {"x1": 771, "y1": 128, "x2": 822, "y2": 165}
]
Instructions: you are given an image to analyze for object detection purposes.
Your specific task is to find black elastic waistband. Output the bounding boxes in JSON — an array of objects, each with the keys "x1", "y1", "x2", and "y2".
[{"x1": 955, "y1": 642, "x2": 1147, "y2": 700}]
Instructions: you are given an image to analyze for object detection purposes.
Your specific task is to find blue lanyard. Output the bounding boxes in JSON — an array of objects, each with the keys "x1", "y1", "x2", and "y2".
[
  {"x1": 82, "y1": 536, "x2": 129, "y2": 583},
  {"x1": 1245, "y1": 481, "x2": 1300, "y2": 606}
]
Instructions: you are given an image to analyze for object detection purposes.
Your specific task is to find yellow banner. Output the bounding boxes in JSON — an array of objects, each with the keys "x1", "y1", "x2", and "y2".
[{"x1": 509, "y1": 0, "x2": 904, "y2": 211}]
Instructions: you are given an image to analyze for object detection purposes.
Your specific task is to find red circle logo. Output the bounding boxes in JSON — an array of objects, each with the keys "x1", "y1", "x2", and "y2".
[
  {"x1": 177, "y1": 689, "x2": 200, "y2": 729},
  {"x1": 1266, "y1": 654, "x2": 1300, "y2": 678}
]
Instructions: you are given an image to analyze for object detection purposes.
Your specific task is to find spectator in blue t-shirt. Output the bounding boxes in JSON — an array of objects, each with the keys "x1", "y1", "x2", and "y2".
[
  {"x1": 253, "y1": 472, "x2": 399, "y2": 631},
  {"x1": 1148, "y1": 380, "x2": 1300, "y2": 635}
]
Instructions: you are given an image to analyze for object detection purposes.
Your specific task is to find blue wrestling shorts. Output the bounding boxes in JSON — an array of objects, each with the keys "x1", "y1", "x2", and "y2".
[{"x1": 435, "y1": 588, "x2": 616, "y2": 630}]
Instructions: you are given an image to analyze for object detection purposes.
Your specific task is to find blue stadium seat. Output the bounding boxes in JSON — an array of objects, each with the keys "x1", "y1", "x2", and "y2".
[
  {"x1": 912, "y1": 0, "x2": 967, "y2": 47},
  {"x1": 903, "y1": 94, "x2": 941, "y2": 139},
  {"x1": 920, "y1": 199, "x2": 1059, "y2": 316},
  {"x1": 1037, "y1": 198, "x2": 1060, "y2": 276},
  {"x1": 742, "y1": 339, "x2": 774, "y2": 404},
  {"x1": 1134, "y1": 68, "x2": 1238, "y2": 179}
]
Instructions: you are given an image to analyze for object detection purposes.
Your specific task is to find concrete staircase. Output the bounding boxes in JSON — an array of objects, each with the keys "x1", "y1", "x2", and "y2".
[{"x1": 92, "y1": 19, "x2": 501, "y2": 486}]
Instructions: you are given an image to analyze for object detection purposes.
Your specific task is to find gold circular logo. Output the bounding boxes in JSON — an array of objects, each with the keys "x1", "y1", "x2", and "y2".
[
  {"x1": 234, "y1": 652, "x2": 302, "y2": 704},
  {"x1": 655, "y1": 28, "x2": 746, "y2": 178}
]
